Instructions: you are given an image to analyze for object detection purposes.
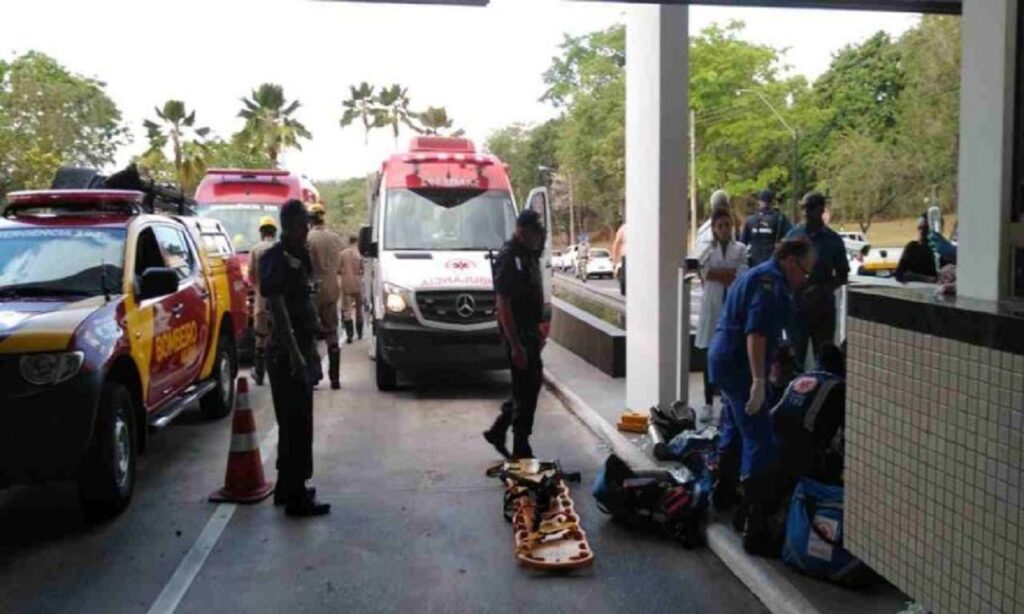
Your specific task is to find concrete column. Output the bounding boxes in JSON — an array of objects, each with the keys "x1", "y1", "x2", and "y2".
[
  {"x1": 625, "y1": 5, "x2": 689, "y2": 410},
  {"x1": 957, "y1": 0, "x2": 1018, "y2": 300}
]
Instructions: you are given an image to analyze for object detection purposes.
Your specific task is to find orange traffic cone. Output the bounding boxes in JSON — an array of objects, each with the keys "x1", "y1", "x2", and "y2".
[{"x1": 209, "y1": 377, "x2": 275, "y2": 503}]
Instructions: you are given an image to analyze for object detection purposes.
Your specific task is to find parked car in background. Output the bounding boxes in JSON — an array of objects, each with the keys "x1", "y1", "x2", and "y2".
[
  {"x1": 551, "y1": 249, "x2": 566, "y2": 272},
  {"x1": 559, "y1": 244, "x2": 579, "y2": 272},
  {"x1": 585, "y1": 248, "x2": 614, "y2": 279}
]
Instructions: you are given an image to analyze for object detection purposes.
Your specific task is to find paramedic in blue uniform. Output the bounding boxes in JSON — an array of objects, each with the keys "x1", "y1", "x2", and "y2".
[
  {"x1": 483, "y1": 209, "x2": 547, "y2": 460},
  {"x1": 261, "y1": 200, "x2": 330, "y2": 517},
  {"x1": 709, "y1": 238, "x2": 815, "y2": 555},
  {"x1": 741, "y1": 189, "x2": 793, "y2": 266},
  {"x1": 785, "y1": 192, "x2": 849, "y2": 365}
]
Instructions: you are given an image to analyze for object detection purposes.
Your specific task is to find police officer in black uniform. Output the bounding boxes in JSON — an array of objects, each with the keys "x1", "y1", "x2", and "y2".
[
  {"x1": 483, "y1": 210, "x2": 547, "y2": 460},
  {"x1": 741, "y1": 189, "x2": 793, "y2": 266},
  {"x1": 260, "y1": 200, "x2": 330, "y2": 517}
]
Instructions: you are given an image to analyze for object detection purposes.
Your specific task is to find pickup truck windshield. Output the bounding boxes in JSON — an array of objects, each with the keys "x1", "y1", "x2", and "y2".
[
  {"x1": 196, "y1": 203, "x2": 280, "y2": 252},
  {"x1": 0, "y1": 228, "x2": 126, "y2": 297},
  {"x1": 384, "y1": 189, "x2": 515, "y2": 251}
]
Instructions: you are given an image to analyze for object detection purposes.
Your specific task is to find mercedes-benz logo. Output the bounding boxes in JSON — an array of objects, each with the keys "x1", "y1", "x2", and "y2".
[{"x1": 455, "y1": 294, "x2": 476, "y2": 318}]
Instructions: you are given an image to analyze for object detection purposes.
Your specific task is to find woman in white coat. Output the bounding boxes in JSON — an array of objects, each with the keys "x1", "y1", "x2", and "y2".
[{"x1": 695, "y1": 192, "x2": 748, "y2": 423}]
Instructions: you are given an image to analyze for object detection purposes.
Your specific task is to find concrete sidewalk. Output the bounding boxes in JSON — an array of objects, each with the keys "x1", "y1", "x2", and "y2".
[{"x1": 542, "y1": 341, "x2": 912, "y2": 614}]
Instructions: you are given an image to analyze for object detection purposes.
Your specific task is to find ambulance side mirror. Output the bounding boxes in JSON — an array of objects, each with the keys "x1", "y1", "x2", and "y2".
[
  {"x1": 358, "y1": 225, "x2": 377, "y2": 258},
  {"x1": 139, "y1": 267, "x2": 179, "y2": 301}
]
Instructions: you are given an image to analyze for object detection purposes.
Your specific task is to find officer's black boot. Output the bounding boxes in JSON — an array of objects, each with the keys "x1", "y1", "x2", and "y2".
[
  {"x1": 741, "y1": 475, "x2": 783, "y2": 558},
  {"x1": 356, "y1": 317, "x2": 364, "y2": 340},
  {"x1": 483, "y1": 399, "x2": 513, "y2": 459},
  {"x1": 343, "y1": 320, "x2": 354, "y2": 344},
  {"x1": 512, "y1": 431, "x2": 534, "y2": 460},
  {"x1": 328, "y1": 347, "x2": 341, "y2": 390}
]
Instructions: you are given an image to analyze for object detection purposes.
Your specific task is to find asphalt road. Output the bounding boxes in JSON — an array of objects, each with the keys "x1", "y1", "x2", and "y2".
[{"x1": 0, "y1": 341, "x2": 762, "y2": 614}]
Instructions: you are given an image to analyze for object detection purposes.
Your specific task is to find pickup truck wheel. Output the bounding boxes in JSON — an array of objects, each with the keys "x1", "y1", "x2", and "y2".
[
  {"x1": 375, "y1": 335, "x2": 398, "y2": 392},
  {"x1": 78, "y1": 382, "x2": 136, "y2": 520},
  {"x1": 201, "y1": 333, "x2": 237, "y2": 419}
]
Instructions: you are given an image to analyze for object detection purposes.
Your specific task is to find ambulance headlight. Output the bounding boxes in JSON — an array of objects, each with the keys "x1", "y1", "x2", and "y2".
[
  {"x1": 20, "y1": 351, "x2": 85, "y2": 386},
  {"x1": 383, "y1": 284, "x2": 411, "y2": 315}
]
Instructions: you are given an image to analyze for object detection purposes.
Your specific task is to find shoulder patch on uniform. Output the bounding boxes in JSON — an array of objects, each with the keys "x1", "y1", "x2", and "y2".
[{"x1": 759, "y1": 275, "x2": 774, "y2": 291}]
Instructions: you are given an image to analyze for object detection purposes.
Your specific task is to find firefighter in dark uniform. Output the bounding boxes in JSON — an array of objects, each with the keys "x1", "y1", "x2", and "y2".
[
  {"x1": 483, "y1": 209, "x2": 547, "y2": 460},
  {"x1": 260, "y1": 200, "x2": 330, "y2": 517},
  {"x1": 741, "y1": 189, "x2": 793, "y2": 266}
]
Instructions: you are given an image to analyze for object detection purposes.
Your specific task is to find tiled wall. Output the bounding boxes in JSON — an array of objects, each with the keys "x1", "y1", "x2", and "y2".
[{"x1": 846, "y1": 317, "x2": 1024, "y2": 614}]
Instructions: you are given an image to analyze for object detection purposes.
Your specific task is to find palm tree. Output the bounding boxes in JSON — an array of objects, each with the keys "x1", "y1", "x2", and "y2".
[
  {"x1": 237, "y1": 83, "x2": 312, "y2": 167},
  {"x1": 143, "y1": 100, "x2": 211, "y2": 193},
  {"x1": 340, "y1": 82, "x2": 378, "y2": 145},
  {"x1": 374, "y1": 84, "x2": 419, "y2": 146},
  {"x1": 414, "y1": 106, "x2": 465, "y2": 137}
]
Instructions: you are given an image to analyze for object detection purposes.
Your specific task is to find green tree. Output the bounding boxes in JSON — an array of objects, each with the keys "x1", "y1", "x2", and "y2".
[
  {"x1": 819, "y1": 130, "x2": 909, "y2": 233},
  {"x1": 205, "y1": 133, "x2": 274, "y2": 169},
  {"x1": 414, "y1": 106, "x2": 464, "y2": 137},
  {"x1": 0, "y1": 51, "x2": 128, "y2": 193},
  {"x1": 237, "y1": 83, "x2": 311, "y2": 167},
  {"x1": 340, "y1": 82, "x2": 378, "y2": 145},
  {"x1": 814, "y1": 32, "x2": 904, "y2": 144},
  {"x1": 374, "y1": 84, "x2": 418, "y2": 145},
  {"x1": 894, "y1": 15, "x2": 961, "y2": 211},
  {"x1": 542, "y1": 25, "x2": 626, "y2": 233},
  {"x1": 143, "y1": 100, "x2": 211, "y2": 193},
  {"x1": 315, "y1": 176, "x2": 371, "y2": 234}
]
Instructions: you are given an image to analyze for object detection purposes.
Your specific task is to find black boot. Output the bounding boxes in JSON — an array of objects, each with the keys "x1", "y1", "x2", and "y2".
[
  {"x1": 328, "y1": 347, "x2": 341, "y2": 390},
  {"x1": 356, "y1": 318, "x2": 364, "y2": 340},
  {"x1": 512, "y1": 432, "x2": 534, "y2": 460},
  {"x1": 285, "y1": 488, "x2": 331, "y2": 517},
  {"x1": 343, "y1": 320, "x2": 354, "y2": 344},
  {"x1": 741, "y1": 475, "x2": 783, "y2": 558},
  {"x1": 483, "y1": 400, "x2": 513, "y2": 459}
]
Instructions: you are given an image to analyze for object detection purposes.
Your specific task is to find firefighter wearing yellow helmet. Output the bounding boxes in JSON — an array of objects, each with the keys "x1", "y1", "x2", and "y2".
[
  {"x1": 307, "y1": 202, "x2": 345, "y2": 389},
  {"x1": 249, "y1": 215, "x2": 278, "y2": 385}
]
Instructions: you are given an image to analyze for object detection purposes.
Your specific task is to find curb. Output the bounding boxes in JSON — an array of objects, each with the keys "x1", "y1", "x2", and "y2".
[{"x1": 543, "y1": 368, "x2": 821, "y2": 614}]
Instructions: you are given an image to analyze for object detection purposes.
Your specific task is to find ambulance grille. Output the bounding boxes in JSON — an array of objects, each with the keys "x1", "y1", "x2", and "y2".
[{"x1": 416, "y1": 290, "x2": 495, "y2": 325}]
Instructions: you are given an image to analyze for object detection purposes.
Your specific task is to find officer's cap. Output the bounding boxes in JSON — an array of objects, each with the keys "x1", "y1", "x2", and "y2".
[
  {"x1": 309, "y1": 203, "x2": 326, "y2": 216},
  {"x1": 759, "y1": 189, "x2": 774, "y2": 203},
  {"x1": 258, "y1": 216, "x2": 277, "y2": 230},
  {"x1": 516, "y1": 209, "x2": 544, "y2": 233}
]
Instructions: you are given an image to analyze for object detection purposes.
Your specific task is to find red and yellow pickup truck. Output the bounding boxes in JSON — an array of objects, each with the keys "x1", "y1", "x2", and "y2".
[{"x1": 0, "y1": 189, "x2": 246, "y2": 517}]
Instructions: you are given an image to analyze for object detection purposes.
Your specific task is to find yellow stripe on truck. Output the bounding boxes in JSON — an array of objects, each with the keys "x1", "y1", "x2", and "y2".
[{"x1": 123, "y1": 294, "x2": 154, "y2": 399}]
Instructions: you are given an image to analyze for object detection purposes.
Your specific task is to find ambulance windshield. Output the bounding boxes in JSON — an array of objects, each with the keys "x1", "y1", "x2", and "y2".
[{"x1": 383, "y1": 189, "x2": 515, "y2": 251}]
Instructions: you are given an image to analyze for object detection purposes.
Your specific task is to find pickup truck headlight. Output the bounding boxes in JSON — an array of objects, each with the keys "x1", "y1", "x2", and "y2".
[
  {"x1": 383, "y1": 283, "x2": 412, "y2": 315},
  {"x1": 20, "y1": 351, "x2": 85, "y2": 386}
]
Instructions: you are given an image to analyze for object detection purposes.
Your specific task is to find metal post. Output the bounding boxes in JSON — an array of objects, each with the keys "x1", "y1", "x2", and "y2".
[
  {"x1": 568, "y1": 170, "x2": 576, "y2": 246},
  {"x1": 690, "y1": 107, "x2": 698, "y2": 250},
  {"x1": 792, "y1": 133, "x2": 800, "y2": 222}
]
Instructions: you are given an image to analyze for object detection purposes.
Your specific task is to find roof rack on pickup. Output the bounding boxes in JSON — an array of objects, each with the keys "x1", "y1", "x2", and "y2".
[{"x1": 44, "y1": 163, "x2": 196, "y2": 216}]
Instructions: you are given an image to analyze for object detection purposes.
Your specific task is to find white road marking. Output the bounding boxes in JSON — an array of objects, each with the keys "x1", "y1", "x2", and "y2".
[{"x1": 146, "y1": 424, "x2": 278, "y2": 614}]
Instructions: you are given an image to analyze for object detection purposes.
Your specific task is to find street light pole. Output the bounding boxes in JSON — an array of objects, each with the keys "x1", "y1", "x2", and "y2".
[{"x1": 739, "y1": 88, "x2": 800, "y2": 221}]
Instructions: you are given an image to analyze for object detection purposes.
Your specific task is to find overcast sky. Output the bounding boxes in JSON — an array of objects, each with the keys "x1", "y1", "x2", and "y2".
[{"x1": 4, "y1": 0, "x2": 919, "y2": 180}]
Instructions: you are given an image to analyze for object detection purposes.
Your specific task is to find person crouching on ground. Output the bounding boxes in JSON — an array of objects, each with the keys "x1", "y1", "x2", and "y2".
[
  {"x1": 261, "y1": 200, "x2": 330, "y2": 516},
  {"x1": 708, "y1": 238, "x2": 815, "y2": 556},
  {"x1": 483, "y1": 210, "x2": 548, "y2": 460},
  {"x1": 695, "y1": 192, "x2": 748, "y2": 425}
]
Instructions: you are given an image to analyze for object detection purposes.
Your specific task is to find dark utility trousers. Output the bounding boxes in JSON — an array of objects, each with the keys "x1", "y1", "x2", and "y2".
[
  {"x1": 267, "y1": 353, "x2": 314, "y2": 500},
  {"x1": 492, "y1": 337, "x2": 544, "y2": 441}
]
